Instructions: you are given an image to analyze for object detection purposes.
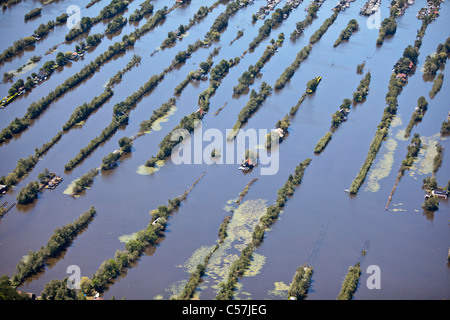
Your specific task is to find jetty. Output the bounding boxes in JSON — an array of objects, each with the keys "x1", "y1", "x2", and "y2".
[{"x1": 0, "y1": 202, "x2": 16, "y2": 219}]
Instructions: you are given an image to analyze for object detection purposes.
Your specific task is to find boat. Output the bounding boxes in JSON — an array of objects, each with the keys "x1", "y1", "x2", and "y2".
[{"x1": 239, "y1": 158, "x2": 255, "y2": 171}]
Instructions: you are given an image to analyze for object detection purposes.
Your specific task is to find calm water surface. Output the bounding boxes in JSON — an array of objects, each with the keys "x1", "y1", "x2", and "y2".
[{"x1": 0, "y1": 0, "x2": 449, "y2": 300}]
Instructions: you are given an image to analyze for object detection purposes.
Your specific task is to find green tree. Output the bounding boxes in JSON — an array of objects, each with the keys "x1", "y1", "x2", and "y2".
[
  {"x1": 422, "y1": 196, "x2": 439, "y2": 211},
  {"x1": 56, "y1": 52, "x2": 66, "y2": 66},
  {"x1": 118, "y1": 136, "x2": 132, "y2": 153},
  {"x1": 0, "y1": 275, "x2": 31, "y2": 300}
]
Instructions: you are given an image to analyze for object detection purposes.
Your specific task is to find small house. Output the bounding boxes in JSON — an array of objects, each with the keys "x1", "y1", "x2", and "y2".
[
  {"x1": 432, "y1": 189, "x2": 448, "y2": 199},
  {"x1": 37, "y1": 69, "x2": 47, "y2": 80},
  {"x1": 275, "y1": 127, "x2": 285, "y2": 138},
  {"x1": 243, "y1": 158, "x2": 254, "y2": 168}
]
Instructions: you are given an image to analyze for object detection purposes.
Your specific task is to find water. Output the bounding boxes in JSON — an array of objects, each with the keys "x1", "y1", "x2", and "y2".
[{"x1": 0, "y1": 0, "x2": 449, "y2": 300}]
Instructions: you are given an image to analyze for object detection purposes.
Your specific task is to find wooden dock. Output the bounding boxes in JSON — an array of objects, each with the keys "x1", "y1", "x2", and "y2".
[{"x1": 0, "y1": 201, "x2": 16, "y2": 219}]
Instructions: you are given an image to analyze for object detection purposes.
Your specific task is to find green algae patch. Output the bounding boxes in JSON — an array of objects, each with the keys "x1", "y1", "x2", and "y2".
[
  {"x1": 137, "y1": 160, "x2": 165, "y2": 175},
  {"x1": 365, "y1": 136, "x2": 397, "y2": 193},
  {"x1": 409, "y1": 133, "x2": 444, "y2": 177},
  {"x1": 364, "y1": 116, "x2": 403, "y2": 193},
  {"x1": 63, "y1": 179, "x2": 80, "y2": 197},
  {"x1": 268, "y1": 281, "x2": 290, "y2": 298},
  {"x1": 183, "y1": 245, "x2": 217, "y2": 273},
  {"x1": 203, "y1": 199, "x2": 268, "y2": 290},
  {"x1": 243, "y1": 253, "x2": 266, "y2": 277},
  {"x1": 118, "y1": 232, "x2": 138, "y2": 243},
  {"x1": 167, "y1": 199, "x2": 268, "y2": 298},
  {"x1": 147, "y1": 106, "x2": 177, "y2": 133}
]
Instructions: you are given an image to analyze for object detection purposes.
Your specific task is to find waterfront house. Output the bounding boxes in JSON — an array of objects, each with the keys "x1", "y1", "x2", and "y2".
[
  {"x1": 37, "y1": 69, "x2": 47, "y2": 81},
  {"x1": 432, "y1": 189, "x2": 448, "y2": 199}
]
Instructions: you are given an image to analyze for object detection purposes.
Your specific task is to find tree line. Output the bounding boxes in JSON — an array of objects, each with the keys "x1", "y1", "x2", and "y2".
[
  {"x1": 129, "y1": 0, "x2": 154, "y2": 22},
  {"x1": 248, "y1": 3, "x2": 292, "y2": 51},
  {"x1": 65, "y1": 0, "x2": 130, "y2": 41},
  {"x1": 85, "y1": 173, "x2": 204, "y2": 294},
  {"x1": 337, "y1": 263, "x2": 361, "y2": 300},
  {"x1": 228, "y1": 82, "x2": 273, "y2": 140},
  {"x1": 404, "y1": 96, "x2": 428, "y2": 138},
  {"x1": 314, "y1": 71, "x2": 371, "y2": 154},
  {"x1": 423, "y1": 36, "x2": 450, "y2": 75},
  {"x1": 0, "y1": 39, "x2": 130, "y2": 144},
  {"x1": 203, "y1": 0, "x2": 250, "y2": 45},
  {"x1": 64, "y1": 71, "x2": 165, "y2": 171},
  {"x1": 349, "y1": 16, "x2": 431, "y2": 194},
  {"x1": 11, "y1": 206, "x2": 97, "y2": 286},
  {"x1": 234, "y1": 34, "x2": 284, "y2": 95},
  {"x1": 290, "y1": 2, "x2": 319, "y2": 40},
  {"x1": 1, "y1": 5, "x2": 169, "y2": 145},
  {"x1": 215, "y1": 159, "x2": 311, "y2": 299},
  {"x1": 334, "y1": 19, "x2": 359, "y2": 47},
  {"x1": 287, "y1": 264, "x2": 314, "y2": 300}
]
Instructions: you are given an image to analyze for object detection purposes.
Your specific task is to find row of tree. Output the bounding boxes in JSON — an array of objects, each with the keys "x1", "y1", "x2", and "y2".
[
  {"x1": 353, "y1": 71, "x2": 371, "y2": 103},
  {"x1": 65, "y1": 0, "x2": 129, "y2": 41},
  {"x1": 203, "y1": 0, "x2": 249, "y2": 45},
  {"x1": 11, "y1": 206, "x2": 97, "y2": 286},
  {"x1": 198, "y1": 58, "x2": 240, "y2": 112},
  {"x1": 215, "y1": 159, "x2": 312, "y2": 299},
  {"x1": 333, "y1": 19, "x2": 359, "y2": 47},
  {"x1": 349, "y1": 16, "x2": 432, "y2": 194},
  {"x1": 337, "y1": 263, "x2": 361, "y2": 300},
  {"x1": 87, "y1": 173, "x2": 205, "y2": 294},
  {"x1": 176, "y1": 177, "x2": 260, "y2": 300},
  {"x1": 100, "y1": 137, "x2": 133, "y2": 171},
  {"x1": 429, "y1": 73, "x2": 444, "y2": 99},
  {"x1": 71, "y1": 169, "x2": 99, "y2": 196},
  {"x1": 105, "y1": 15, "x2": 127, "y2": 35},
  {"x1": 129, "y1": 0, "x2": 154, "y2": 22},
  {"x1": 0, "y1": 38, "x2": 127, "y2": 143},
  {"x1": 63, "y1": 88, "x2": 114, "y2": 131},
  {"x1": 423, "y1": 37, "x2": 450, "y2": 75},
  {"x1": 233, "y1": 34, "x2": 284, "y2": 95},
  {"x1": 174, "y1": 58, "x2": 214, "y2": 95},
  {"x1": 287, "y1": 264, "x2": 314, "y2": 300},
  {"x1": 24, "y1": 7, "x2": 41, "y2": 20},
  {"x1": 248, "y1": 3, "x2": 292, "y2": 51},
  {"x1": 274, "y1": 45, "x2": 312, "y2": 90},
  {"x1": 64, "y1": 71, "x2": 165, "y2": 172},
  {"x1": 228, "y1": 82, "x2": 273, "y2": 139},
  {"x1": 106, "y1": 54, "x2": 141, "y2": 87},
  {"x1": 290, "y1": 3, "x2": 319, "y2": 40},
  {"x1": 309, "y1": 9, "x2": 340, "y2": 44},
  {"x1": 404, "y1": 96, "x2": 428, "y2": 138}
]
